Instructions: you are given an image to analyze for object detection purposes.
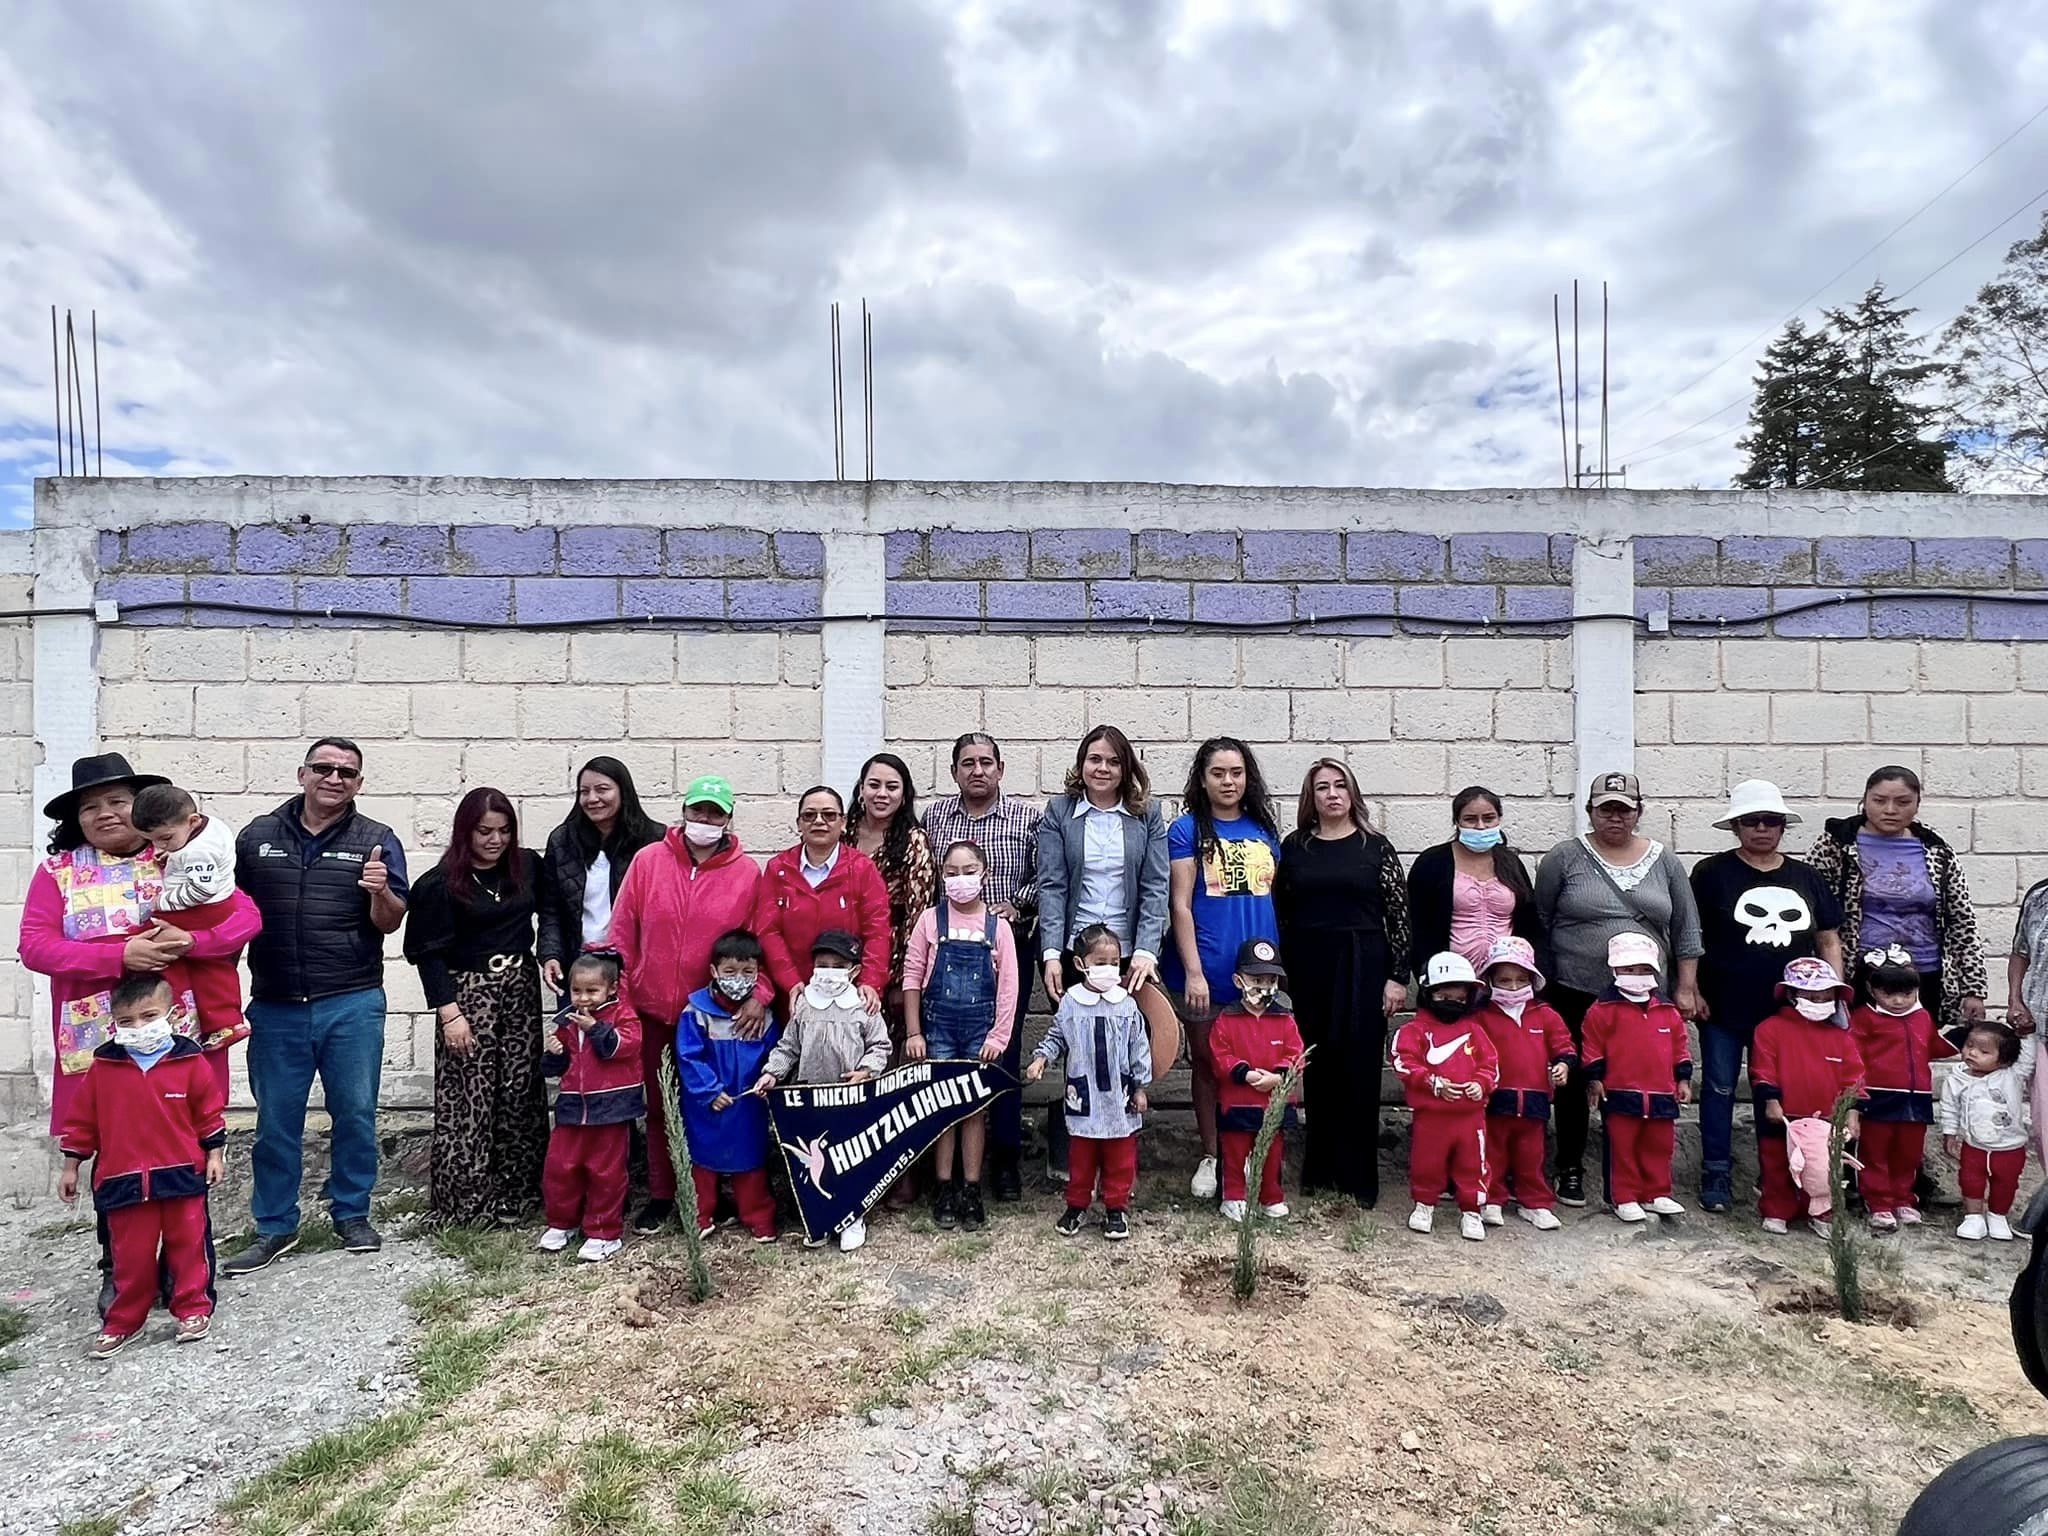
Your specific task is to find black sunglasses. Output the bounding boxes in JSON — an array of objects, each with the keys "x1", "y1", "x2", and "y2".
[
  {"x1": 304, "y1": 762, "x2": 361, "y2": 781},
  {"x1": 1734, "y1": 814, "x2": 1786, "y2": 829}
]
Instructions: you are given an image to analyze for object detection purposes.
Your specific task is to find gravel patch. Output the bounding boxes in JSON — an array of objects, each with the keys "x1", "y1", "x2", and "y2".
[{"x1": 0, "y1": 1200, "x2": 454, "y2": 1535}]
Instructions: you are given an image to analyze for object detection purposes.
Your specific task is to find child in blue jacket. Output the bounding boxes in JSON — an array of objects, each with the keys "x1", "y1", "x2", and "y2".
[{"x1": 674, "y1": 929, "x2": 781, "y2": 1240}]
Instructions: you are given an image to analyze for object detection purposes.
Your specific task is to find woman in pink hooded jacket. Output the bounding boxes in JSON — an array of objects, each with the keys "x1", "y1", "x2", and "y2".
[{"x1": 607, "y1": 774, "x2": 769, "y2": 1233}]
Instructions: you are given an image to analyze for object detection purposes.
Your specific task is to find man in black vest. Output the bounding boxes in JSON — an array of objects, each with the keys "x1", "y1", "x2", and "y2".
[{"x1": 223, "y1": 737, "x2": 409, "y2": 1275}]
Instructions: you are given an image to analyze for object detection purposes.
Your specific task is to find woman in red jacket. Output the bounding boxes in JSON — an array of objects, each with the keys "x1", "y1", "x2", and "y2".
[
  {"x1": 755, "y1": 786, "x2": 892, "y2": 1013},
  {"x1": 608, "y1": 774, "x2": 767, "y2": 1233}
]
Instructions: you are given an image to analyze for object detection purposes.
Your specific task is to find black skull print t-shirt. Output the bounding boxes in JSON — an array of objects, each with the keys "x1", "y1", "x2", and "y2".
[{"x1": 1690, "y1": 851, "x2": 1843, "y2": 1035}]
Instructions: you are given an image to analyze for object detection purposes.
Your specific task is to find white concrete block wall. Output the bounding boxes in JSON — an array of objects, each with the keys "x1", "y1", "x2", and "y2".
[
  {"x1": 1637, "y1": 636, "x2": 2047, "y2": 1009},
  {"x1": 0, "y1": 576, "x2": 34, "y2": 1115}
]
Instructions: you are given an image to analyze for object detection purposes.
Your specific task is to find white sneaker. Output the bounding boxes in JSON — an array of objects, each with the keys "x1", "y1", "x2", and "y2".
[
  {"x1": 1521, "y1": 1207, "x2": 1561, "y2": 1231},
  {"x1": 1869, "y1": 1212, "x2": 1899, "y2": 1233},
  {"x1": 1219, "y1": 1199, "x2": 1247, "y2": 1224},
  {"x1": 1459, "y1": 1212, "x2": 1486, "y2": 1242},
  {"x1": 1809, "y1": 1219, "x2": 1832, "y2": 1240},
  {"x1": 1896, "y1": 1205, "x2": 1924, "y2": 1226},
  {"x1": 1761, "y1": 1217, "x2": 1789, "y2": 1234},
  {"x1": 1989, "y1": 1213, "x2": 2016, "y2": 1242},
  {"x1": 538, "y1": 1227, "x2": 575, "y2": 1252},
  {"x1": 839, "y1": 1218, "x2": 867, "y2": 1252},
  {"x1": 1191, "y1": 1157, "x2": 1219, "y2": 1200},
  {"x1": 1408, "y1": 1203, "x2": 1435, "y2": 1234},
  {"x1": 1957, "y1": 1214, "x2": 1989, "y2": 1241},
  {"x1": 1649, "y1": 1196, "x2": 1686, "y2": 1216},
  {"x1": 1260, "y1": 1202, "x2": 1290, "y2": 1219},
  {"x1": 577, "y1": 1237, "x2": 623, "y2": 1263},
  {"x1": 1481, "y1": 1204, "x2": 1505, "y2": 1227},
  {"x1": 1614, "y1": 1202, "x2": 1648, "y2": 1223}
]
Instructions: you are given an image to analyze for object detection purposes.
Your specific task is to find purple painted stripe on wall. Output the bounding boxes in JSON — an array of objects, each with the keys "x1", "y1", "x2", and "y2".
[
  {"x1": 97, "y1": 575, "x2": 186, "y2": 627},
  {"x1": 1973, "y1": 598, "x2": 2048, "y2": 641},
  {"x1": 346, "y1": 525, "x2": 450, "y2": 576},
  {"x1": 190, "y1": 575, "x2": 293, "y2": 628},
  {"x1": 1817, "y1": 537, "x2": 1914, "y2": 587},
  {"x1": 1913, "y1": 537, "x2": 2012, "y2": 588},
  {"x1": 1669, "y1": 586, "x2": 1770, "y2": 634},
  {"x1": 665, "y1": 530, "x2": 771, "y2": 577},
  {"x1": 1721, "y1": 536, "x2": 1813, "y2": 585},
  {"x1": 774, "y1": 532, "x2": 825, "y2": 578},
  {"x1": 1345, "y1": 531, "x2": 1443, "y2": 582},
  {"x1": 513, "y1": 577, "x2": 619, "y2": 625},
  {"x1": 125, "y1": 522, "x2": 232, "y2": 574},
  {"x1": 1090, "y1": 580, "x2": 1190, "y2": 621},
  {"x1": 2016, "y1": 541, "x2": 2048, "y2": 589},
  {"x1": 1502, "y1": 585, "x2": 1572, "y2": 630},
  {"x1": 1194, "y1": 583, "x2": 1291, "y2": 625},
  {"x1": 562, "y1": 526, "x2": 662, "y2": 577},
  {"x1": 1871, "y1": 597, "x2": 1969, "y2": 639},
  {"x1": 887, "y1": 580, "x2": 980, "y2": 619},
  {"x1": 1292, "y1": 583, "x2": 1394, "y2": 635},
  {"x1": 1397, "y1": 584, "x2": 1498, "y2": 633},
  {"x1": 1451, "y1": 532, "x2": 1554, "y2": 583},
  {"x1": 1136, "y1": 530, "x2": 1238, "y2": 579},
  {"x1": 1633, "y1": 535, "x2": 1719, "y2": 586},
  {"x1": 300, "y1": 576, "x2": 405, "y2": 628},
  {"x1": 1031, "y1": 529, "x2": 1131, "y2": 579},
  {"x1": 1242, "y1": 530, "x2": 1339, "y2": 581},
  {"x1": 884, "y1": 531, "x2": 926, "y2": 579},
  {"x1": 621, "y1": 579, "x2": 727, "y2": 621},
  {"x1": 237, "y1": 523, "x2": 344, "y2": 575},
  {"x1": 407, "y1": 577, "x2": 514, "y2": 625},
  {"x1": 452, "y1": 525, "x2": 556, "y2": 576},
  {"x1": 97, "y1": 531, "x2": 123, "y2": 569},
  {"x1": 729, "y1": 579, "x2": 823, "y2": 622},
  {"x1": 1771, "y1": 588, "x2": 1868, "y2": 638},
  {"x1": 987, "y1": 582, "x2": 1086, "y2": 621},
  {"x1": 929, "y1": 530, "x2": 1028, "y2": 580}
]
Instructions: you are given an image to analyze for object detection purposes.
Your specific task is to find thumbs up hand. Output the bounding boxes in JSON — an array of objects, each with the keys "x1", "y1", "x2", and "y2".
[{"x1": 359, "y1": 845, "x2": 390, "y2": 894}]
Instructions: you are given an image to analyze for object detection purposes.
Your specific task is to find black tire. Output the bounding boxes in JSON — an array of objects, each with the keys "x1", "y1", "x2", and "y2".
[
  {"x1": 2012, "y1": 1186, "x2": 2048, "y2": 1400},
  {"x1": 1899, "y1": 1437, "x2": 2048, "y2": 1535}
]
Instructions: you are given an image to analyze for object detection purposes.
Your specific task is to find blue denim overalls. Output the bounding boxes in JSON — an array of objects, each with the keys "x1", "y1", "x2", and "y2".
[{"x1": 921, "y1": 912, "x2": 999, "y2": 1059}]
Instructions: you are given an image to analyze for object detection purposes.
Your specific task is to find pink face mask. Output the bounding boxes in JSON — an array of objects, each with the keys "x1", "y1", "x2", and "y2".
[
  {"x1": 944, "y1": 874, "x2": 984, "y2": 906},
  {"x1": 1615, "y1": 975, "x2": 1656, "y2": 1002},
  {"x1": 1491, "y1": 984, "x2": 1534, "y2": 1010}
]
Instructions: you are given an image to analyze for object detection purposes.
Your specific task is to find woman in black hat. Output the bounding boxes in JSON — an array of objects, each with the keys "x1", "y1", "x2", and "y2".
[{"x1": 18, "y1": 753, "x2": 263, "y2": 1134}]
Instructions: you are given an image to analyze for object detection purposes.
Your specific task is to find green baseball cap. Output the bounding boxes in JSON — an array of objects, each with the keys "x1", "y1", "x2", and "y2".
[{"x1": 682, "y1": 774, "x2": 735, "y2": 814}]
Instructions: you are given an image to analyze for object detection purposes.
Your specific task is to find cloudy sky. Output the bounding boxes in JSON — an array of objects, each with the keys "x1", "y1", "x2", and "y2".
[{"x1": 2, "y1": 0, "x2": 2044, "y2": 522}]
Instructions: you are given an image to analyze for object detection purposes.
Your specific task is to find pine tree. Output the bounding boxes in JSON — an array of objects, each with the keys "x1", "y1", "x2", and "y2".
[
  {"x1": 1943, "y1": 210, "x2": 2048, "y2": 490},
  {"x1": 1735, "y1": 319, "x2": 1850, "y2": 488},
  {"x1": 1820, "y1": 281, "x2": 1953, "y2": 492}
]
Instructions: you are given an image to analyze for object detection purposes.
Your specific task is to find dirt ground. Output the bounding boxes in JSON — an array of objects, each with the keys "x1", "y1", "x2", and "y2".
[{"x1": 142, "y1": 1120, "x2": 2043, "y2": 1536}]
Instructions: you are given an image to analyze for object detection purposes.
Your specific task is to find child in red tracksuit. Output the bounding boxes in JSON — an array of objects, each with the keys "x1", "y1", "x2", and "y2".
[
  {"x1": 1475, "y1": 936, "x2": 1574, "y2": 1232},
  {"x1": 1207, "y1": 938, "x2": 1305, "y2": 1223},
  {"x1": 1848, "y1": 945, "x2": 1952, "y2": 1233},
  {"x1": 1752, "y1": 956, "x2": 1865, "y2": 1237},
  {"x1": 539, "y1": 952, "x2": 644, "y2": 1263},
  {"x1": 1581, "y1": 931, "x2": 1692, "y2": 1223},
  {"x1": 57, "y1": 973, "x2": 226, "y2": 1360},
  {"x1": 1394, "y1": 952, "x2": 1501, "y2": 1241}
]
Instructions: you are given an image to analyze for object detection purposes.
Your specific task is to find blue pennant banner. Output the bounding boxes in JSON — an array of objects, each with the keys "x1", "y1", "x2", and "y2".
[{"x1": 766, "y1": 1059, "x2": 1019, "y2": 1242}]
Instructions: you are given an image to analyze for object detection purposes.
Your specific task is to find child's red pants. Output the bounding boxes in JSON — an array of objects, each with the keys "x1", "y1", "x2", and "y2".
[
  {"x1": 1408, "y1": 1110, "x2": 1489, "y2": 1212},
  {"x1": 1601, "y1": 1113, "x2": 1675, "y2": 1206},
  {"x1": 105, "y1": 1196, "x2": 213, "y2": 1336},
  {"x1": 1958, "y1": 1143, "x2": 2026, "y2": 1215},
  {"x1": 541, "y1": 1123, "x2": 629, "y2": 1240},
  {"x1": 1219, "y1": 1128, "x2": 1286, "y2": 1206},
  {"x1": 1856, "y1": 1121, "x2": 1925, "y2": 1217},
  {"x1": 1066, "y1": 1134, "x2": 1138, "y2": 1212},
  {"x1": 1485, "y1": 1116, "x2": 1553, "y2": 1210},
  {"x1": 692, "y1": 1165, "x2": 775, "y2": 1238}
]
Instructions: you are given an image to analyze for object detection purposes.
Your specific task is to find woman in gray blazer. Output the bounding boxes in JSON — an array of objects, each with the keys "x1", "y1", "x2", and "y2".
[{"x1": 1033, "y1": 724, "x2": 1175, "y2": 1180}]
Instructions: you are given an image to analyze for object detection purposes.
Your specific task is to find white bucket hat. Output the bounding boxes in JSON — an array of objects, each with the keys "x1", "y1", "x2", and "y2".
[
  {"x1": 1479, "y1": 935, "x2": 1546, "y2": 993},
  {"x1": 1714, "y1": 779, "x2": 1802, "y2": 831}
]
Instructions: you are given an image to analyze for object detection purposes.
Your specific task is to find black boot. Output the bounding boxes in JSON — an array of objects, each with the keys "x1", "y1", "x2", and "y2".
[
  {"x1": 991, "y1": 1150, "x2": 1023, "y2": 1203},
  {"x1": 933, "y1": 1180, "x2": 960, "y2": 1230},
  {"x1": 959, "y1": 1182, "x2": 988, "y2": 1232}
]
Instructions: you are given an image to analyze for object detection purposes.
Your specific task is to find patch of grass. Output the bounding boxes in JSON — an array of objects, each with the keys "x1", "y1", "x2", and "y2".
[
  {"x1": 887, "y1": 1306, "x2": 930, "y2": 1338},
  {"x1": 935, "y1": 1234, "x2": 994, "y2": 1263},
  {"x1": 417, "y1": 1314, "x2": 530, "y2": 1407},
  {"x1": 1862, "y1": 1366, "x2": 1983, "y2": 1431},
  {"x1": 1033, "y1": 1296, "x2": 1072, "y2": 1329},
  {"x1": 1543, "y1": 1340, "x2": 1596, "y2": 1375},
  {"x1": 560, "y1": 1467, "x2": 656, "y2": 1535},
  {"x1": 393, "y1": 1482, "x2": 471, "y2": 1534},
  {"x1": 58, "y1": 1516, "x2": 121, "y2": 1536},
  {"x1": 671, "y1": 1468, "x2": 756, "y2": 1534},
  {"x1": 403, "y1": 1277, "x2": 472, "y2": 1325},
  {"x1": 30, "y1": 1215, "x2": 95, "y2": 1240},
  {"x1": 315, "y1": 1468, "x2": 412, "y2": 1535},
  {"x1": 925, "y1": 1498, "x2": 976, "y2": 1536},
  {"x1": 1608, "y1": 1494, "x2": 1691, "y2": 1530},
  {"x1": 858, "y1": 1324, "x2": 1021, "y2": 1412},
  {"x1": 225, "y1": 1409, "x2": 432, "y2": 1517},
  {"x1": 684, "y1": 1397, "x2": 755, "y2": 1437},
  {"x1": 1025, "y1": 1461, "x2": 1084, "y2": 1508},
  {"x1": 430, "y1": 1224, "x2": 525, "y2": 1281},
  {"x1": 825, "y1": 1277, "x2": 863, "y2": 1304},
  {"x1": 1341, "y1": 1216, "x2": 1378, "y2": 1253},
  {"x1": 0, "y1": 1303, "x2": 31, "y2": 1350},
  {"x1": 374, "y1": 1186, "x2": 431, "y2": 1219},
  {"x1": 484, "y1": 1428, "x2": 562, "y2": 1479},
  {"x1": 1152, "y1": 1429, "x2": 1328, "y2": 1536}
]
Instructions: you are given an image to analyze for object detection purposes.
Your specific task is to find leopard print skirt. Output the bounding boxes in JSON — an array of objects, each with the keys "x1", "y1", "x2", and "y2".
[{"x1": 432, "y1": 954, "x2": 549, "y2": 1226}]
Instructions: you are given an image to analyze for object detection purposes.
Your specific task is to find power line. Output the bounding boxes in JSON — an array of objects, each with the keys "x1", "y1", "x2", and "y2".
[{"x1": 1609, "y1": 98, "x2": 2048, "y2": 452}]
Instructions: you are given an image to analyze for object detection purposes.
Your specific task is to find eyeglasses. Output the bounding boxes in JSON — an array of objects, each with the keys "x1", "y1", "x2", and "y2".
[
  {"x1": 304, "y1": 763, "x2": 361, "y2": 781},
  {"x1": 1734, "y1": 815, "x2": 1786, "y2": 829},
  {"x1": 797, "y1": 808, "x2": 843, "y2": 824}
]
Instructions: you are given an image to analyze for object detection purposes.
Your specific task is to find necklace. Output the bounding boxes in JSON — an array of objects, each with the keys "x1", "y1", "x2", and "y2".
[{"x1": 474, "y1": 870, "x2": 503, "y2": 903}]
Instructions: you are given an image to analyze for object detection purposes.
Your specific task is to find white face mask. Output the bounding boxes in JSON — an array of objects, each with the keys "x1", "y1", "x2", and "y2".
[
  {"x1": 1614, "y1": 975, "x2": 1656, "y2": 1002},
  {"x1": 1794, "y1": 997, "x2": 1838, "y2": 1023},
  {"x1": 116, "y1": 1015, "x2": 174, "y2": 1054},
  {"x1": 1240, "y1": 983, "x2": 1279, "y2": 1011},
  {"x1": 1874, "y1": 996, "x2": 1920, "y2": 1017},
  {"x1": 1084, "y1": 963, "x2": 1122, "y2": 993},
  {"x1": 683, "y1": 820, "x2": 726, "y2": 849},
  {"x1": 943, "y1": 874, "x2": 984, "y2": 906},
  {"x1": 810, "y1": 968, "x2": 852, "y2": 998}
]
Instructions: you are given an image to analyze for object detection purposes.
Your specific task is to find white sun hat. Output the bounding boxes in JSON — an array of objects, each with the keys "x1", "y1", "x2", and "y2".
[
  {"x1": 1713, "y1": 779, "x2": 1802, "y2": 831},
  {"x1": 1423, "y1": 951, "x2": 1481, "y2": 990}
]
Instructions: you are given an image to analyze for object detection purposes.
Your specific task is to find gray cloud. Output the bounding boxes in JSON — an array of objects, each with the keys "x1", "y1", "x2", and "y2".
[{"x1": 1, "y1": 0, "x2": 2044, "y2": 515}]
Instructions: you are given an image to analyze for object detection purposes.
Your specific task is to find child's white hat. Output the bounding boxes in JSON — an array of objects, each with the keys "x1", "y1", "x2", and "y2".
[
  {"x1": 1606, "y1": 931, "x2": 1660, "y2": 973},
  {"x1": 1423, "y1": 951, "x2": 1482, "y2": 990}
]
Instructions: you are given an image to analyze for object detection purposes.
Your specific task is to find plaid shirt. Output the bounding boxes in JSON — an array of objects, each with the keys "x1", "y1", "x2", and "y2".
[{"x1": 922, "y1": 794, "x2": 1043, "y2": 919}]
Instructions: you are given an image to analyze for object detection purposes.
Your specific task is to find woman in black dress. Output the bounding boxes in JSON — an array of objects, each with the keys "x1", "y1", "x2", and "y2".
[{"x1": 1274, "y1": 757, "x2": 1413, "y2": 1207}]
